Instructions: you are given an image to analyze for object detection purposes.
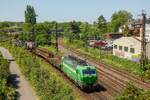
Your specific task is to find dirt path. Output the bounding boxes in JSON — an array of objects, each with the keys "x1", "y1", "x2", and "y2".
[{"x1": 0, "y1": 47, "x2": 37, "y2": 100}]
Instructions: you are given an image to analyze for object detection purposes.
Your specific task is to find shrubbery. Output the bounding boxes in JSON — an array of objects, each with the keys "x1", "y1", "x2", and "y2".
[
  {"x1": 116, "y1": 83, "x2": 150, "y2": 100},
  {"x1": 35, "y1": 34, "x2": 51, "y2": 45},
  {"x1": 0, "y1": 53, "x2": 16, "y2": 100},
  {"x1": 0, "y1": 42, "x2": 77, "y2": 100},
  {"x1": 39, "y1": 45, "x2": 57, "y2": 54}
]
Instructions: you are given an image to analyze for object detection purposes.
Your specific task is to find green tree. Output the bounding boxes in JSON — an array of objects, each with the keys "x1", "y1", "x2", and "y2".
[
  {"x1": 70, "y1": 21, "x2": 80, "y2": 34},
  {"x1": 111, "y1": 10, "x2": 132, "y2": 32},
  {"x1": 35, "y1": 34, "x2": 50, "y2": 45},
  {"x1": 18, "y1": 32, "x2": 33, "y2": 41},
  {"x1": 90, "y1": 22, "x2": 100, "y2": 38},
  {"x1": 25, "y1": 5, "x2": 37, "y2": 25},
  {"x1": 69, "y1": 21, "x2": 80, "y2": 39},
  {"x1": 80, "y1": 22, "x2": 90, "y2": 48},
  {"x1": 24, "y1": 5, "x2": 37, "y2": 41},
  {"x1": 97, "y1": 15, "x2": 107, "y2": 35},
  {"x1": 22, "y1": 23, "x2": 33, "y2": 32},
  {"x1": 123, "y1": 25, "x2": 129, "y2": 36},
  {"x1": 34, "y1": 22, "x2": 54, "y2": 35},
  {"x1": 80, "y1": 22, "x2": 89, "y2": 39}
]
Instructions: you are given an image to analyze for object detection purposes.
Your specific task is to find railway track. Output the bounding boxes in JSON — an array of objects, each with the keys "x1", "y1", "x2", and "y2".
[
  {"x1": 58, "y1": 45, "x2": 126, "y2": 99},
  {"x1": 31, "y1": 48, "x2": 92, "y2": 100},
  {"x1": 31, "y1": 47, "x2": 117, "y2": 100},
  {"x1": 58, "y1": 43, "x2": 150, "y2": 99},
  {"x1": 97, "y1": 61, "x2": 150, "y2": 89},
  {"x1": 59, "y1": 44, "x2": 150, "y2": 90}
]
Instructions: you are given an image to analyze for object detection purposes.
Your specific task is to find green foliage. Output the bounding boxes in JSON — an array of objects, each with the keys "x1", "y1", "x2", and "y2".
[
  {"x1": 35, "y1": 34, "x2": 51, "y2": 45},
  {"x1": 143, "y1": 64, "x2": 150, "y2": 81},
  {"x1": 69, "y1": 21, "x2": 81, "y2": 34},
  {"x1": 18, "y1": 32, "x2": 33, "y2": 41},
  {"x1": 0, "y1": 22, "x2": 10, "y2": 29},
  {"x1": 110, "y1": 10, "x2": 132, "y2": 32},
  {"x1": 69, "y1": 21, "x2": 80, "y2": 40},
  {"x1": 0, "y1": 59, "x2": 9, "y2": 79},
  {"x1": 97, "y1": 15, "x2": 107, "y2": 35},
  {"x1": 123, "y1": 25, "x2": 129, "y2": 36},
  {"x1": 0, "y1": 42, "x2": 77, "y2": 100},
  {"x1": 22, "y1": 23, "x2": 33, "y2": 32},
  {"x1": 116, "y1": 83, "x2": 150, "y2": 100},
  {"x1": 39, "y1": 45, "x2": 57, "y2": 54},
  {"x1": 0, "y1": 21, "x2": 20, "y2": 29},
  {"x1": 34, "y1": 22, "x2": 56, "y2": 35},
  {"x1": 0, "y1": 53, "x2": 16, "y2": 100},
  {"x1": 25, "y1": 5, "x2": 37, "y2": 25},
  {"x1": 21, "y1": 22, "x2": 57, "y2": 45},
  {"x1": 90, "y1": 25, "x2": 100, "y2": 37},
  {"x1": 80, "y1": 22, "x2": 90, "y2": 40}
]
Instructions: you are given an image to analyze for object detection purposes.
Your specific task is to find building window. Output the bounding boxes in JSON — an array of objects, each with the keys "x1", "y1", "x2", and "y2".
[
  {"x1": 119, "y1": 46, "x2": 122, "y2": 51},
  {"x1": 114, "y1": 45, "x2": 117, "y2": 49},
  {"x1": 124, "y1": 47, "x2": 128, "y2": 52},
  {"x1": 130, "y1": 48, "x2": 135, "y2": 53}
]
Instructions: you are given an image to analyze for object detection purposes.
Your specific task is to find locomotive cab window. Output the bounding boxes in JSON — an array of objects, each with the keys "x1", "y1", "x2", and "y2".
[{"x1": 83, "y1": 70, "x2": 96, "y2": 75}]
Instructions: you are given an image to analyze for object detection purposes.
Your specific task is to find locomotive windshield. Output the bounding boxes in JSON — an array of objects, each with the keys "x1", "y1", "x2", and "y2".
[{"x1": 83, "y1": 70, "x2": 96, "y2": 75}]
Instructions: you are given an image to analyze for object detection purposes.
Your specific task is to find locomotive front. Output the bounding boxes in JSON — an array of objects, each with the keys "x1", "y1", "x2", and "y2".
[{"x1": 76, "y1": 65, "x2": 98, "y2": 90}]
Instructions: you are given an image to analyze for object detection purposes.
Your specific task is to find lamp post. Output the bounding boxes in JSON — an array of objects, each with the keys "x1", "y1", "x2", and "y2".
[{"x1": 55, "y1": 22, "x2": 58, "y2": 51}]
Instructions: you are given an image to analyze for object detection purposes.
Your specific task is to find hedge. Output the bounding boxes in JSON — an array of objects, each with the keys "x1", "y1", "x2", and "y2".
[{"x1": 0, "y1": 52, "x2": 16, "y2": 100}]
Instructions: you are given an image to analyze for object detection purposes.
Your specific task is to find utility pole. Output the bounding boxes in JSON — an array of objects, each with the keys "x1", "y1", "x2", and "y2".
[
  {"x1": 140, "y1": 10, "x2": 147, "y2": 70},
  {"x1": 55, "y1": 22, "x2": 58, "y2": 51}
]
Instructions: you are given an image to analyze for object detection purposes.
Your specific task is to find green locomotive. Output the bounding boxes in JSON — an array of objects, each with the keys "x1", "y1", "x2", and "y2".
[
  {"x1": 33, "y1": 47, "x2": 98, "y2": 90},
  {"x1": 60, "y1": 55, "x2": 97, "y2": 89}
]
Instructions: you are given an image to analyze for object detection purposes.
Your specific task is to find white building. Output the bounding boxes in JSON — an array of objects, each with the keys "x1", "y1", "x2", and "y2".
[
  {"x1": 146, "y1": 24, "x2": 150, "y2": 42},
  {"x1": 113, "y1": 37, "x2": 150, "y2": 62}
]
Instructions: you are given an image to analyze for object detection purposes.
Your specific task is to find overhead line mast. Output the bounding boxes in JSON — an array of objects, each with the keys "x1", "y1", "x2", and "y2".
[{"x1": 140, "y1": 10, "x2": 147, "y2": 70}]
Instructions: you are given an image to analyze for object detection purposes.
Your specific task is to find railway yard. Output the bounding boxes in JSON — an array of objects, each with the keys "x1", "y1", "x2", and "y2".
[
  {"x1": 1, "y1": 1, "x2": 150, "y2": 100},
  {"x1": 30, "y1": 42, "x2": 150, "y2": 99},
  {"x1": 5, "y1": 39, "x2": 149, "y2": 100},
  {"x1": 58, "y1": 44, "x2": 150, "y2": 99}
]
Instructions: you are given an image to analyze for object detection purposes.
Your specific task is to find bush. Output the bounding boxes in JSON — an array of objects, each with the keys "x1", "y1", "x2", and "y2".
[
  {"x1": 116, "y1": 82, "x2": 150, "y2": 100},
  {"x1": 39, "y1": 45, "x2": 57, "y2": 54},
  {"x1": 18, "y1": 32, "x2": 33, "y2": 41},
  {"x1": 0, "y1": 53, "x2": 16, "y2": 100},
  {"x1": 35, "y1": 34, "x2": 51, "y2": 45}
]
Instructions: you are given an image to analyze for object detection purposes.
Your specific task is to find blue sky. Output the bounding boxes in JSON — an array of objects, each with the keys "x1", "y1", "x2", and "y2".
[{"x1": 0, "y1": 0, "x2": 149, "y2": 23}]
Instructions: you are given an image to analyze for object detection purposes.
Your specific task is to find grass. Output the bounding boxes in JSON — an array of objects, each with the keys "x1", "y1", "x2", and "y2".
[{"x1": 39, "y1": 45, "x2": 57, "y2": 54}]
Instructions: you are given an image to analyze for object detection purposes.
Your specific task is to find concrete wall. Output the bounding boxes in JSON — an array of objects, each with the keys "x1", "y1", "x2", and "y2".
[
  {"x1": 146, "y1": 24, "x2": 150, "y2": 42},
  {"x1": 146, "y1": 42, "x2": 150, "y2": 59},
  {"x1": 113, "y1": 37, "x2": 141, "y2": 62},
  {"x1": 113, "y1": 37, "x2": 150, "y2": 62}
]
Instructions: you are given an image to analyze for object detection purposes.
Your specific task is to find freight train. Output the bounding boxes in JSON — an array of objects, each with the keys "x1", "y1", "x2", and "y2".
[
  {"x1": 12, "y1": 40, "x2": 98, "y2": 90},
  {"x1": 34, "y1": 48, "x2": 98, "y2": 90}
]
